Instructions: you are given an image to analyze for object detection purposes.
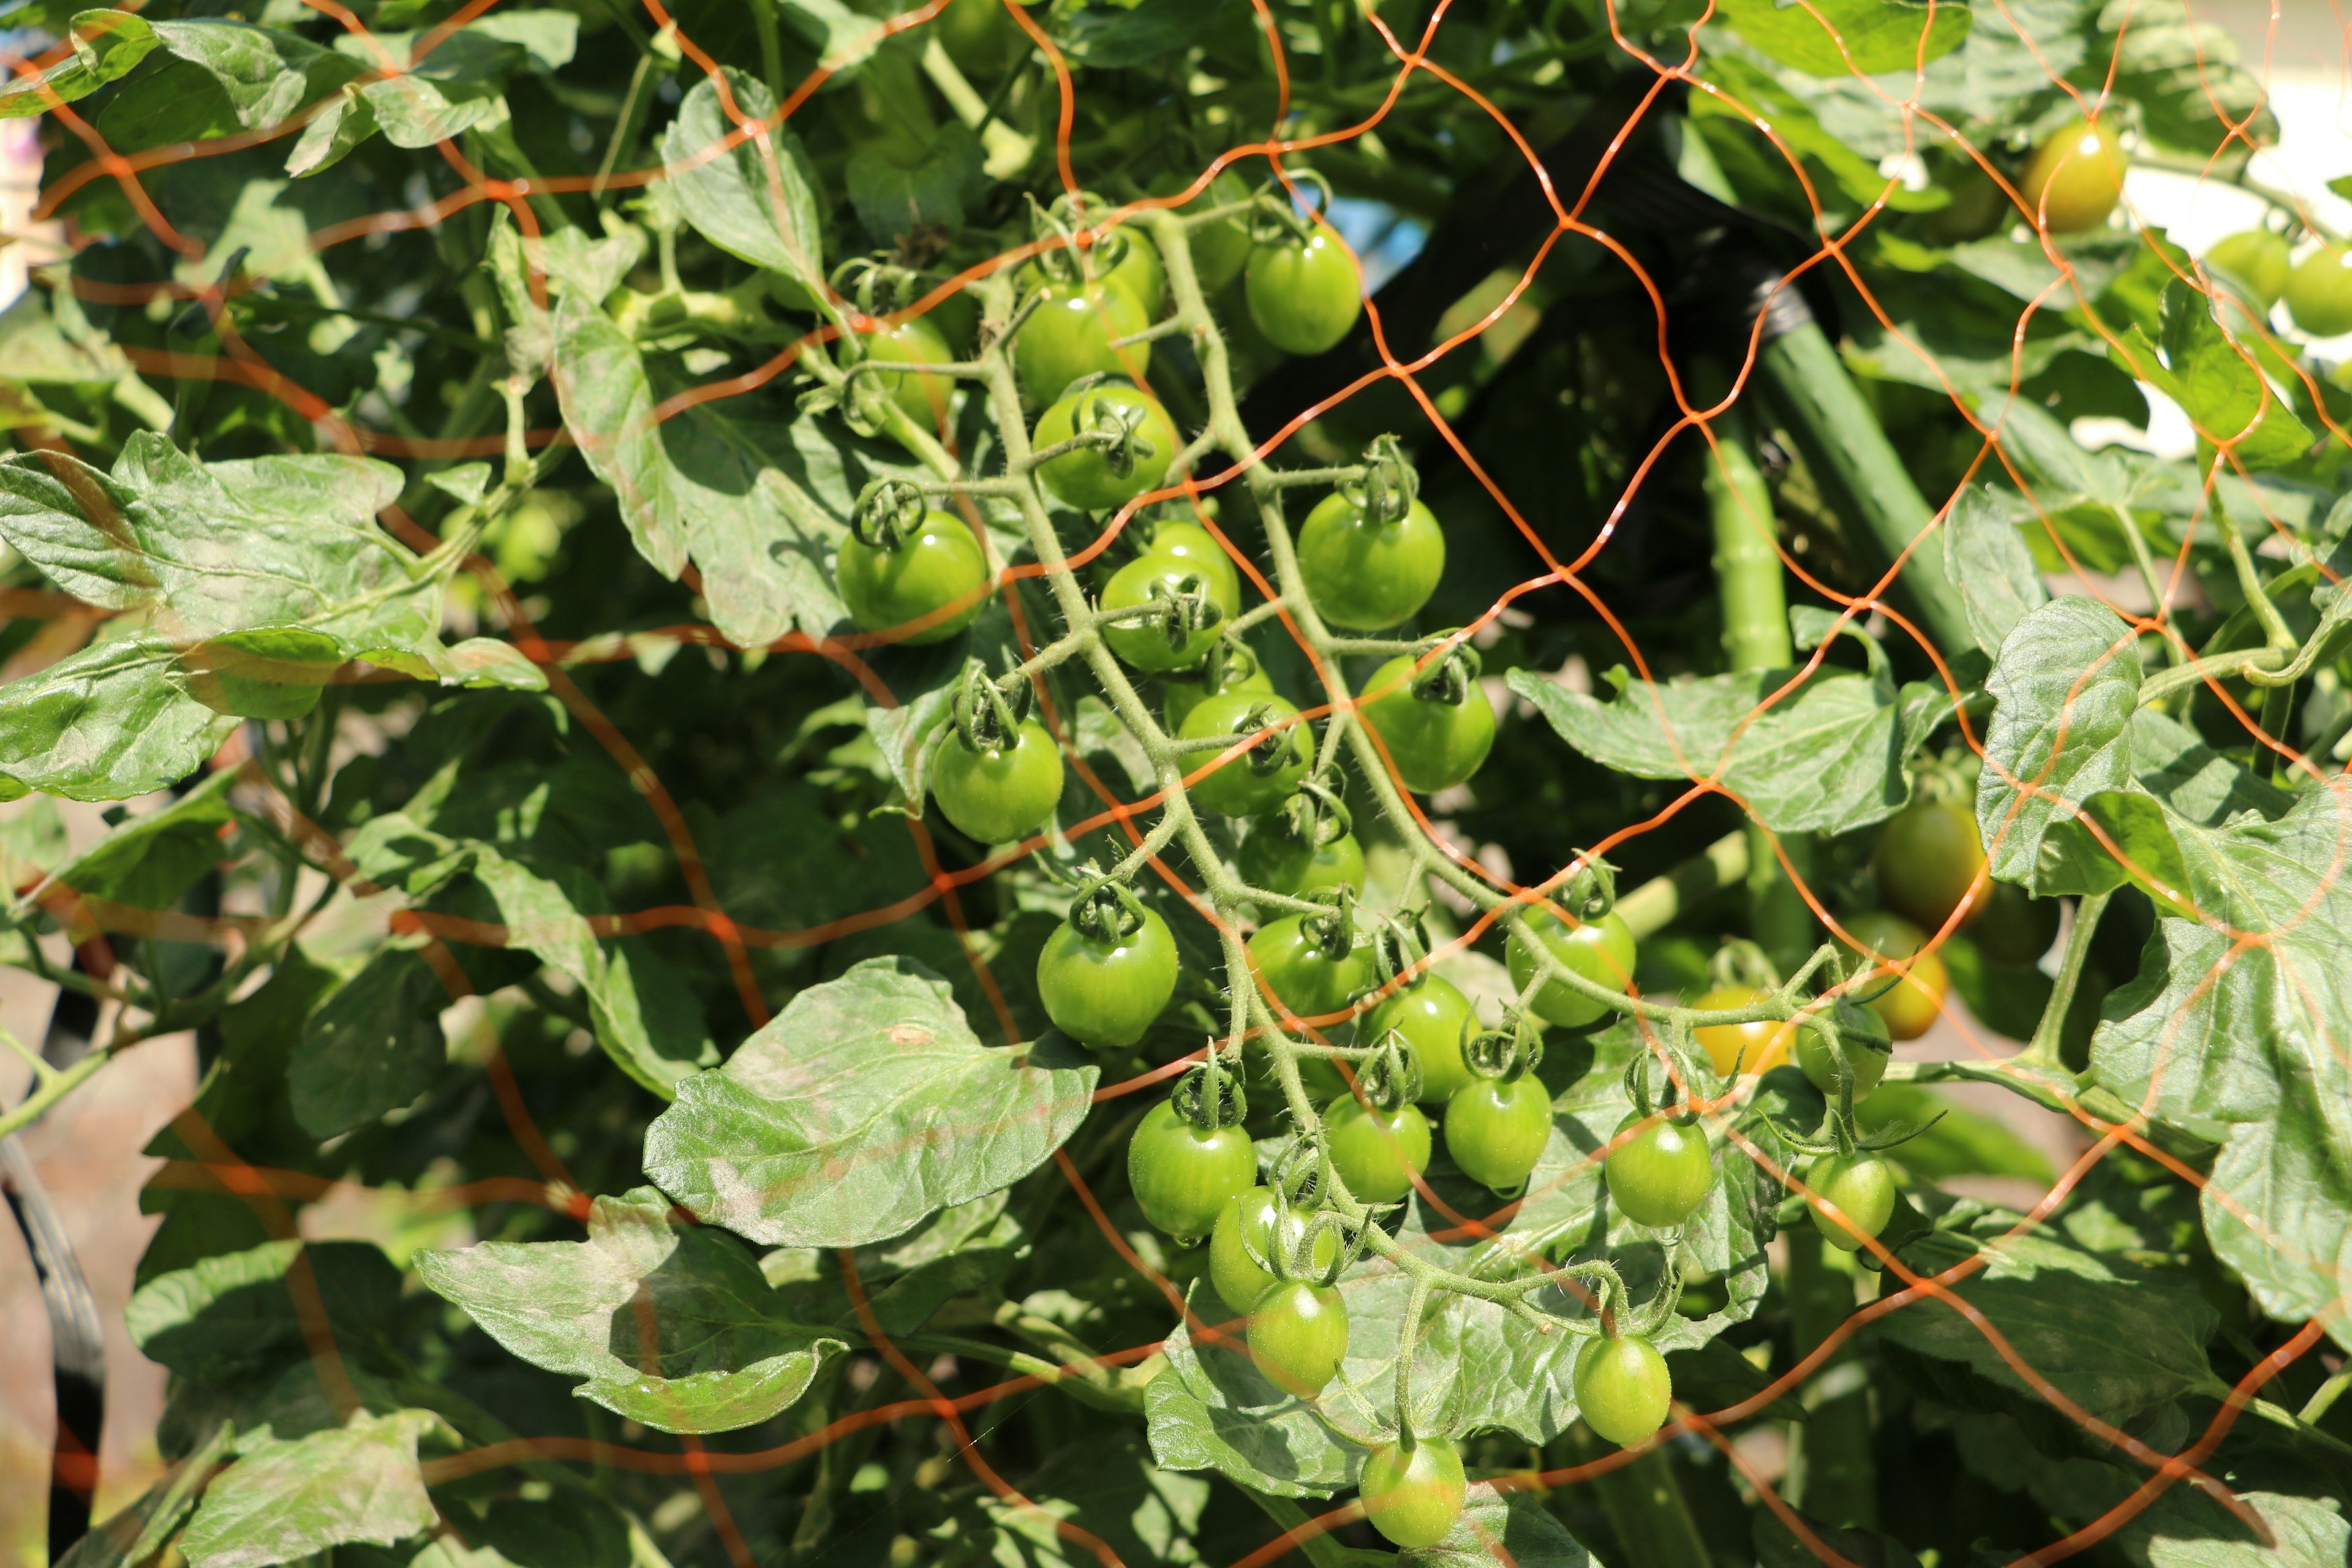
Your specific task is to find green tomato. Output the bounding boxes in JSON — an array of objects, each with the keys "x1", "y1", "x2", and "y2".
[
  {"x1": 1506, "y1": 907, "x2": 1637, "y2": 1030},
  {"x1": 1128, "y1": 1099, "x2": 1257, "y2": 1240},
  {"x1": 1359, "y1": 655, "x2": 1495, "y2": 794},
  {"x1": 2208, "y1": 229, "x2": 2292, "y2": 311},
  {"x1": 1323, "y1": 1093, "x2": 1430, "y2": 1204},
  {"x1": 936, "y1": 0, "x2": 1028, "y2": 75},
  {"x1": 932, "y1": 718, "x2": 1063, "y2": 844},
  {"x1": 1162, "y1": 638, "x2": 1270, "y2": 734},
  {"x1": 1140, "y1": 519, "x2": 1243, "y2": 610},
  {"x1": 1359, "y1": 1439, "x2": 1466, "y2": 1550},
  {"x1": 1099, "y1": 226, "x2": 1166, "y2": 318},
  {"x1": 1970, "y1": 880, "x2": 2060, "y2": 968},
  {"x1": 2020, "y1": 116, "x2": 2125, "y2": 234},
  {"x1": 1442, "y1": 1074, "x2": 1551, "y2": 1193},
  {"x1": 1246, "y1": 914, "x2": 1378, "y2": 1022},
  {"x1": 835, "y1": 510, "x2": 989, "y2": 644},
  {"x1": 1245, "y1": 230, "x2": 1362, "y2": 356},
  {"x1": 856, "y1": 315, "x2": 957, "y2": 429},
  {"x1": 1793, "y1": 1020, "x2": 1888, "y2": 1104},
  {"x1": 1186, "y1": 171, "x2": 1256, "y2": 293},
  {"x1": 1604, "y1": 1114, "x2": 1715, "y2": 1228},
  {"x1": 1872, "y1": 797, "x2": 1986, "y2": 932},
  {"x1": 1249, "y1": 1279, "x2": 1348, "y2": 1397},
  {"x1": 1804, "y1": 1150, "x2": 1898, "y2": 1253},
  {"x1": 1179, "y1": 692, "x2": 1313, "y2": 816},
  {"x1": 1237, "y1": 824, "x2": 1366, "y2": 901},
  {"x1": 1296, "y1": 491, "x2": 1445, "y2": 630},
  {"x1": 1101, "y1": 556, "x2": 1234, "y2": 674},
  {"x1": 2286, "y1": 244, "x2": 2352, "y2": 337},
  {"x1": 1016, "y1": 281, "x2": 1151, "y2": 405},
  {"x1": 1036, "y1": 904, "x2": 1178, "y2": 1048},
  {"x1": 1033, "y1": 383, "x2": 1180, "y2": 511},
  {"x1": 1840, "y1": 910, "x2": 1948, "y2": 1042},
  {"x1": 1210, "y1": 1186, "x2": 1343, "y2": 1313},
  {"x1": 1921, "y1": 154, "x2": 2008, "y2": 244},
  {"x1": 1573, "y1": 1333, "x2": 1672, "y2": 1448},
  {"x1": 1358, "y1": 974, "x2": 1477, "y2": 1103}
]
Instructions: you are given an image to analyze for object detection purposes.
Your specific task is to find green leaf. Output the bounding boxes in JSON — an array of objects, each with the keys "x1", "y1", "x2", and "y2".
[
  {"x1": 149, "y1": 21, "x2": 363, "y2": 131},
  {"x1": 661, "y1": 69, "x2": 827, "y2": 301},
  {"x1": 0, "y1": 629, "x2": 240, "y2": 800},
  {"x1": 1860, "y1": 1084, "x2": 2055, "y2": 1182},
  {"x1": 1144, "y1": 1306, "x2": 1359, "y2": 1498},
  {"x1": 1942, "y1": 485, "x2": 2049, "y2": 658},
  {"x1": 288, "y1": 948, "x2": 446, "y2": 1139},
  {"x1": 971, "y1": 1434, "x2": 1211, "y2": 1566},
  {"x1": 1506, "y1": 661, "x2": 1942, "y2": 835},
  {"x1": 0, "y1": 10, "x2": 159, "y2": 118},
  {"x1": 179, "y1": 1408, "x2": 452, "y2": 1568},
  {"x1": 1714, "y1": 0, "x2": 1970, "y2": 77},
  {"x1": 1874, "y1": 1225, "x2": 2227, "y2": 1427},
  {"x1": 1403, "y1": 1483, "x2": 1594, "y2": 1567},
  {"x1": 45, "y1": 766, "x2": 240, "y2": 913},
  {"x1": 415, "y1": 1187, "x2": 848, "y2": 1433},
  {"x1": 2117, "y1": 282, "x2": 2314, "y2": 470},
  {"x1": 644, "y1": 957, "x2": 1099, "y2": 1246},
  {"x1": 1975, "y1": 596, "x2": 2141, "y2": 897},
  {"x1": 846, "y1": 124, "x2": 984, "y2": 246},
  {"x1": 126, "y1": 1239, "x2": 402, "y2": 1385}
]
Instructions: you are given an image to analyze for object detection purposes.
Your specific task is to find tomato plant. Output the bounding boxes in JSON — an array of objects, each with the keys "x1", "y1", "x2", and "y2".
[{"x1": 1, "y1": 0, "x2": 2337, "y2": 1563}]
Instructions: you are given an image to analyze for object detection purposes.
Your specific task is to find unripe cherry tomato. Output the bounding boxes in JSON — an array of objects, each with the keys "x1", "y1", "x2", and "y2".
[
  {"x1": 1970, "y1": 880, "x2": 2060, "y2": 968},
  {"x1": 2286, "y1": 244, "x2": 2352, "y2": 337},
  {"x1": 1506, "y1": 907, "x2": 1637, "y2": 1030},
  {"x1": 1163, "y1": 639, "x2": 1270, "y2": 735},
  {"x1": 1210, "y1": 1186, "x2": 1343, "y2": 1312},
  {"x1": 1358, "y1": 1438, "x2": 1466, "y2": 1549},
  {"x1": 1180, "y1": 692, "x2": 1313, "y2": 816},
  {"x1": 2208, "y1": 229, "x2": 2292, "y2": 311},
  {"x1": 936, "y1": 0, "x2": 1028, "y2": 75},
  {"x1": 1185, "y1": 172, "x2": 1255, "y2": 293},
  {"x1": 2020, "y1": 116, "x2": 2126, "y2": 234},
  {"x1": 1574, "y1": 1332, "x2": 1672, "y2": 1447},
  {"x1": 1324, "y1": 1094, "x2": 1430, "y2": 1203},
  {"x1": 1142, "y1": 519, "x2": 1243, "y2": 610},
  {"x1": 1358, "y1": 973, "x2": 1477, "y2": 1102},
  {"x1": 1249, "y1": 1279, "x2": 1348, "y2": 1396},
  {"x1": 1840, "y1": 910, "x2": 1948, "y2": 1042},
  {"x1": 1237, "y1": 824, "x2": 1366, "y2": 900},
  {"x1": 1036, "y1": 903, "x2": 1177, "y2": 1048},
  {"x1": 1359, "y1": 655, "x2": 1495, "y2": 794},
  {"x1": 1605, "y1": 1114, "x2": 1714, "y2": 1228},
  {"x1": 1804, "y1": 1150, "x2": 1898, "y2": 1253},
  {"x1": 1296, "y1": 491, "x2": 1446, "y2": 630},
  {"x1": 932, "y1": 718, "x2": 1063, "y2": 843},
  {"x1": 1127, "y1": 1098, "x2": 1257, "y2": 1240},
  {"x1": 1246, "y1": 914, "x2": 1378, "y2": 1022},
  {"x1": 1690, "y1": 984, "x2": 1795, "y2": 1076},
  {"x1": 1872, "y1": 798, "x2": 1986, "y2": 932},
  {"x1": 1443, "y1": 1074, "x2": 1552, "y2": 1192},
  {"x1": 1016, "y1": 281, "x2": 1150, "y2": 405},
  {"x1": 1098, "y1": 227, "x2": 1166, "y2": 319},
  {"x1": 835, "y1": 511, "x2": 989, "y2": 644},
  {"x1": 1033, "y1": 383, "x2": 1180, "y2": 511},
  {"x1": 1245, "y1": 230, "x2": 1362, "y2": 356},
  {"x1": 1921, "y1": 155, "x2": 2008, "y2": 244},
  {"x1": 1794, "y1": 1021, "x2": 1888, "y2": 1102},
  {"x1": 1101, "y1": 556, "x2": 1235, "y2": 674},
  {"x1": 855, "y1": 315, "x2": 957, "y2": 429}
]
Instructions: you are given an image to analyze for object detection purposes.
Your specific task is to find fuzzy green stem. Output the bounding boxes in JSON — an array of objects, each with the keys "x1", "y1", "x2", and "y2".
[{"x1": 2018, "y1": 889, "x2": 2108, "y2": 1073}]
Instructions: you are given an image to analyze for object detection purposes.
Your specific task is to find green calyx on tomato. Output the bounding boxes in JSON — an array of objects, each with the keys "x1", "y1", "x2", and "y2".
[
  {"x1": 1163, "y1": 634, "x2": 1270, "y2": 734},
  {"x1": 1507, "y1": 902, "x2": 1637, "y2": 1030},
  {"x1": 1249, "y1": 1279, "x2": 1349, "y2": 1396},
  {"x1": 1804, "y1": 1149, "x2": 1899, "y2": 1253},
  {"x1": 1210, "y1": 1185, "x2": 1344, "y2": 1312},
  {"x1": 1873, "y1": 796, "x2": 1986, "y2": 932},
  {"x1": 1359, "y1": 971, "x2": 1477, "y2": 1103},
  {"x1": 2286, "y1": 244, "x2": 2352, "y2": 338},
  {"x1": 932, "y1": 715, "x2": 1063, "y2": 845},
  {"x1": 1037, "y1": 878, "x2": 1178, "y2": 1048},
  {"x1": 1238, "y1": 774, "x2": 1365, "y2": 900},
  {"x1": 1359, "y1": 1438, "x2": 1466, "y2": 1549},
  {"x1": 2020, "y1": 116, "x2": 2126, "y2": 234},
  {"x1": 2208, "y1": 229, "x2": 2293, "y2": 312},
  {"x1": 1574, "y1": 1332, "x2": 1673, "y2": 1448},
  {"x1": 1246, "y1": 228, "x2": 1362, "y2": 356},
  {"x1": 835, "y1": 488, "x2": 990, "y2": 644},
  {"x1": 1101, "y1": 556, "x2": 1233, "y2": 674},
  {"x1": 1180, "y1": 692, "x2": 1313, "y2": 816},
  {"x1": 1605, "y1": 1112, "x2": 1715, "y2": 1227},
  {"x1": 1128, "y1": 1060, "x2": 1255, "y2": 1240},
  {"x1": 1140, "y1": 518, "x2": 1243, "y2": 609},
  {"x1": 1794, "y1": 997, "x2": 1890, "y2": 1104},
  {"x1": 1247, "y1": 909, "x2": 1377, "y2": 1023},
  {"x1": 1360, "y1": 649, "x2": 1495, "y2": 794},
  {"x1": 1298, "y1": 439, "x2": 1444, "y2": 630},
  {"x1": 1443, "y1": 1071, "x2": 1551, "y2": 1193},
  {"x1": 1840, "y1": 910, "x2": 1948, "y2": 1042},
  {"x1": 1015, "y1": 279, "x2": 1150, "y2": 406},
  {"x1": 1034, "y1": 382, "x2": 1180, "y2": 511},
  {"x1": 1323, "y1": 1091, "x2": 1431, "y2": 1204}
]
